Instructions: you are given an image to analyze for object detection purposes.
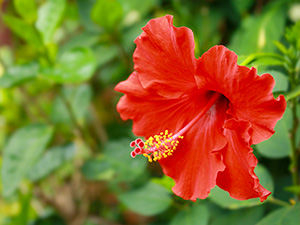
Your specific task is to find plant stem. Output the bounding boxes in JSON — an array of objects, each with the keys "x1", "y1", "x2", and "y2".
[
  {"x1": 290, "y1": 98, "x2": 299, "y2": 192},
  {"x1": 288, "y1": 56, "x2": 300, "y2": 199},
  {"x1": 19, "y1": 86, "x2": 52, "y2": 124},
  {"x1": 110, "y1": 31, "x2": 133, "y2": 72},
  {"x1": 285, "y1": 86, "x2": 300, "y2": 101},
  {"x1": 89, "y1": 103, "x2": 108, "y2": 144},
  {"x1": 60, "y1": 90, "x2": 98, "y2": 153},
  {"x1": 268, "y1": 196, "x2": 291, "y2": 207}
]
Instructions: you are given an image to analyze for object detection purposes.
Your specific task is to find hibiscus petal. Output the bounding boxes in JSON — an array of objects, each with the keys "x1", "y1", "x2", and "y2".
[
  {"x1": 115, "y1": 71, "x2": 160, "y2": 99},
  {"x1": 195, "y1": 45, "x2": 286, "y2": 144},
  {"x1": 116, "y1": 94, "x2": 187, "y2": 136},
  {"x1": 159, "y1": 97, "x2": 228, "y2": 201},
  {"x1": 134, "y1": 15, "x2": 197, "y2": 98},
  {"x1": 116, "y1": 71, "x2": 216, "y2": 139},
  {"x1": 217, "y1": 119, "x2": 271, "y2": 202},
  {"x1": 116, "y1": 76, "x2": 187, "y2": 136}
]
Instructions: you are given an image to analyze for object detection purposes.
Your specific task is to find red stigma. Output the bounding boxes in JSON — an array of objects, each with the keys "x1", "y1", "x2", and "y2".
[{"x1": 130, "y1": 141, "x2": 136, "y2": 147}]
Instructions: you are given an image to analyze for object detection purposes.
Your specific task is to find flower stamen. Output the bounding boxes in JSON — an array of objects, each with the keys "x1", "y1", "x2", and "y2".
[{"x1": 129, "y1": 130, "x2": 183, "y2": 162}]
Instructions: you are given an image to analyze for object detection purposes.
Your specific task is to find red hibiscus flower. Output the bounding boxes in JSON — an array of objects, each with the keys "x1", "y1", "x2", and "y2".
[{"x1": 115, "y1": 15, "x2": 286, "y2": 202}]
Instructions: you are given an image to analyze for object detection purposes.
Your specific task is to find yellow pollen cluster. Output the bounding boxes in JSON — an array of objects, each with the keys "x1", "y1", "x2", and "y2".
[{"x1": 142, "y1": 130, "x2": 183, "y2": 162}]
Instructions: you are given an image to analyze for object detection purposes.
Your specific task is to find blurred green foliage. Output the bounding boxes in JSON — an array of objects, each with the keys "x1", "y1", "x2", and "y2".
[{"x1": 0, "y1": 0, "x2": 299, "y2": 224}]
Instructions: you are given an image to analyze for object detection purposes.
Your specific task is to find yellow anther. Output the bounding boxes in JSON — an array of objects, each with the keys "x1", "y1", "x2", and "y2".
[{"x1": 139, "y1": 129, "x2": 184, "y2": 163}]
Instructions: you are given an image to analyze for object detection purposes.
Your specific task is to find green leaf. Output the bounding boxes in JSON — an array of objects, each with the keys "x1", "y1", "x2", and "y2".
[
  {"x1": 82, "y1": 139, "x2": 148, "y2": 182},
  {"x1": 256, "y1": 107, "x2": 292, "y2": 158},
  {"x1": 0, "y1": 62, "x2": 39, "y2": 88},
  {"x1": 209, "y1": 164, "x2": 274, "y2": 209},
  {"x1": 41, "y1": 48, "x2": 96, "y2": 83},
  {"x1": 28, "y1": 144, "x2": 75, "y2": 182},
  {"x1": 13, "y1": 0, "x2": 37, "y2": 23},
  {"x1": 211, "y1": 205, "x2": 264, "y2": 225},
  {"x1": 119, "y1": 182, "x2": 172, "y2": 216},
  {"x1": 81, "y1": 159, "x2": 115, "y2": 181},
  {"x1": 0, "y1": 46, "x2": 14, "y2": 67},
  {"x1": 259, "y1": 70, "x2": 288, "y2": 92},
  {"x1": 285, "y1": 20, "x2": 300, "y2": 50},
  {"x1": 76, "y1": 0, "x2": 99, "y2": 32},
  {"x1": 259, "y1": 207, "x2": 290, "y2": 225},
  {"x1": 61, "y1": 32, "x2": 99, "y2": 52},
  {"x1": 273, "y1": 40, "x2": 288, "y2": 55},
  {"x1": 98, "y1": 60, "x2": 127, "y2": 85},
  {"x1": 91, "y1": 0, "x2": 123, "y2": 31},
  {"x1": 256, "y1": 203, "x2": 300, "y2": 225},
  {"x1": 229, "y1": 0, "x2": 287, "y2": 55},
  {"x1": 281, "y1": 203, "x2": 300, "y2": 224},
  {"x1": 1, "y1": 124, "x2": 53, "y2": 197},
  {"x1": 35, "y1": 0, "x2": 66, "y2": 44},
  {"x1": 94, "y1": 44, "x2": 119, "y2": 67},
  {"x1": 51, "y1": 84, "x2": 93, "y2": 124},
  {"x1": 257, "y1": 207, "x2": 289, "y2": 225},
  {"x1": 2, "y1": 14, "x2": 42, "y2": 46},
  {"x1": 170, "y1": 204, "x2": 209, "y2": 225},
  {"x1": 103, "y1": 139, "x2": 147, "y2": 182},
  {"x1": 238, "y1": 52, "x2": 285, "y2": 67},
  {"x1": 192, "y1": 8, "x2": 223, "y2": 54},
  {"x1": 230, "y1": 0, "x2": 254, "y2": 14},
  {"x1": 152, "y1": 175, "x2": 175, "y2": 193},
  {"x1": 249, "y1": 57, "x2": 284, "y2": 67},
  {"x1": 118, "y1": 0, "x2": 159, "y2": 25},
  {"x1": 11, "y1": 192, "x2": 34, "y2": 225}
]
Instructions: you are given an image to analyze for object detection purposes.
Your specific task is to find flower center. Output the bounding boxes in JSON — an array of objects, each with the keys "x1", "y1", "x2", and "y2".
[{"x1": 129, "y1": 92, "x2": 222, "y2": 162}]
